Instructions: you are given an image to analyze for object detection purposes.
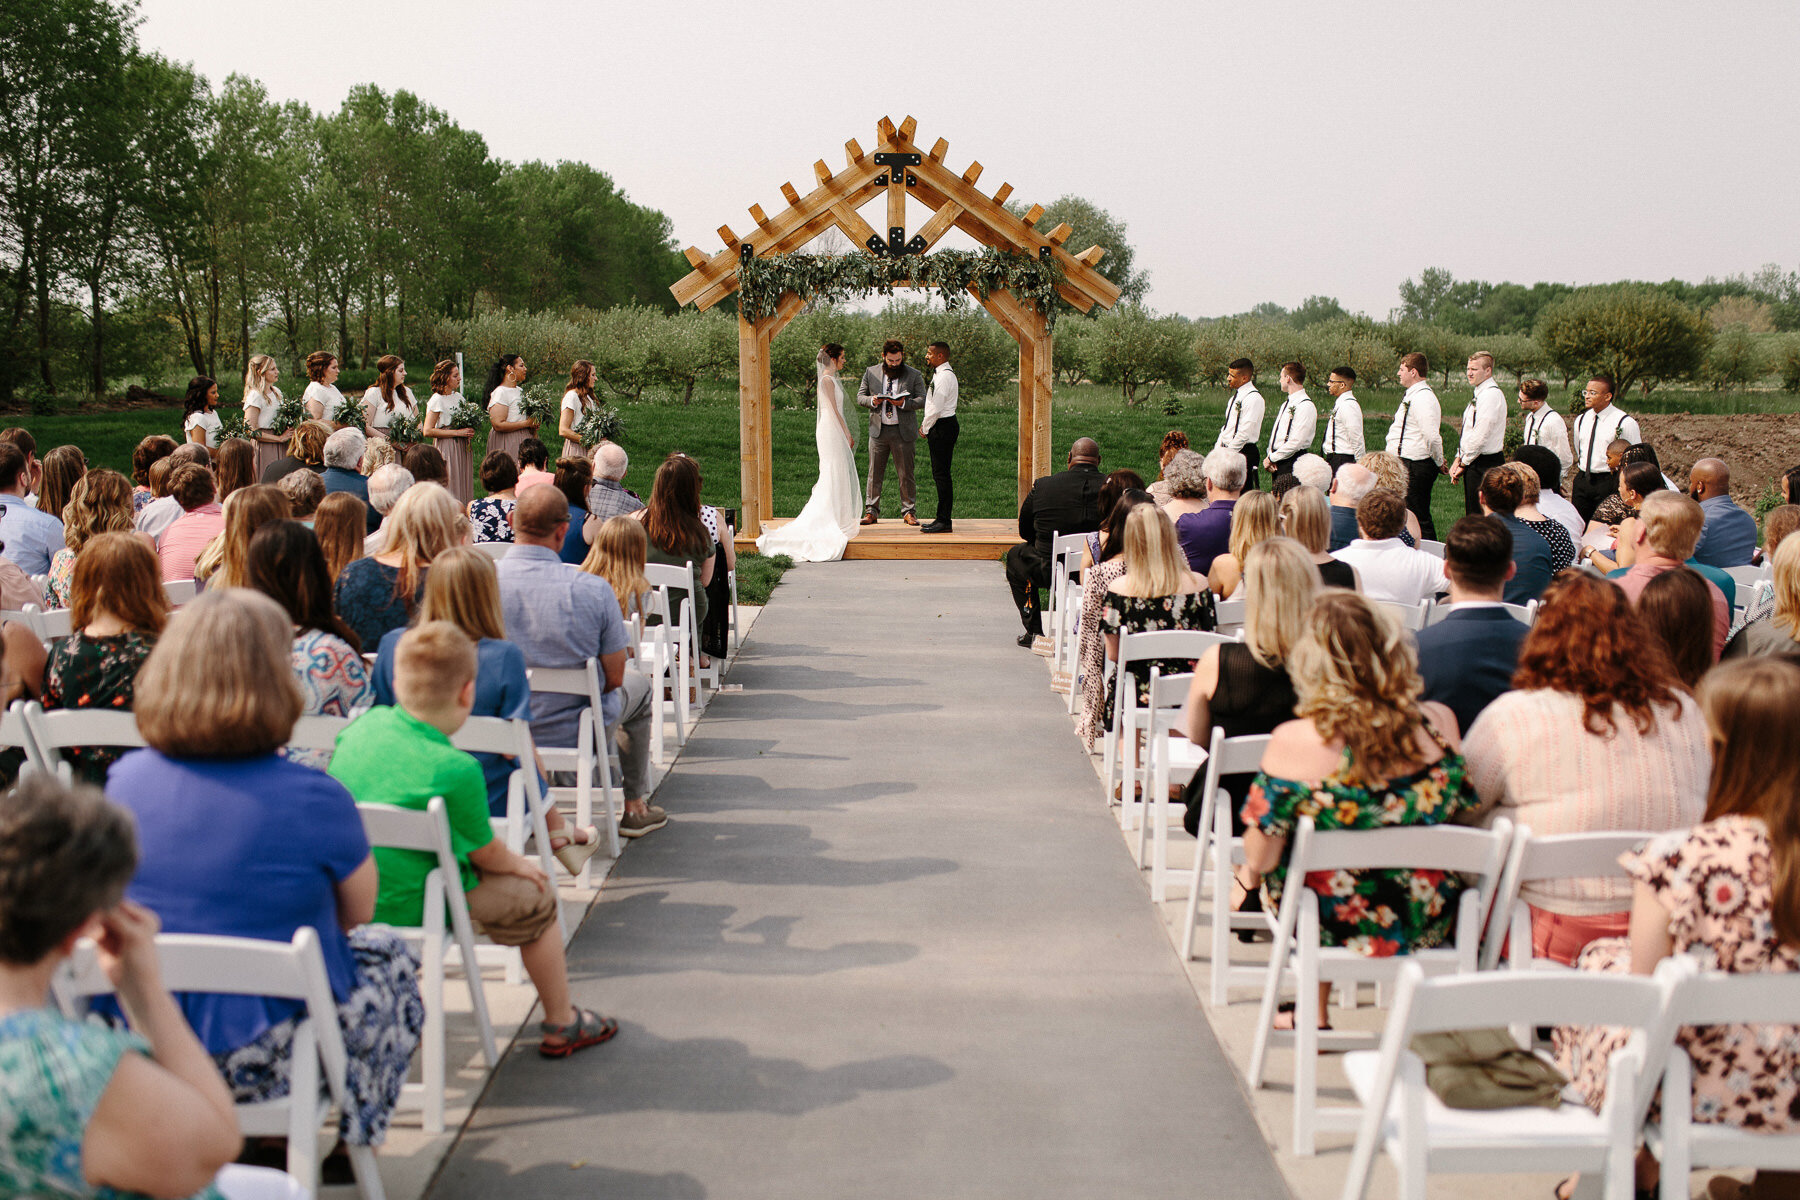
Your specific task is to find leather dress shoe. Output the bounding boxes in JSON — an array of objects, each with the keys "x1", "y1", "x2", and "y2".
[
  {"x1": 920, "y1": 520, "x2": 952, "y2": 533},
  {"x1": 901, "y1": 512, "x2": 920, "y2": 526},
  {"x1": 860, "y1": 511, "x2": 878, "y2": 525},
  {"x1": 1016, "y1": 632, "x2": 1036, "y2": 647}
]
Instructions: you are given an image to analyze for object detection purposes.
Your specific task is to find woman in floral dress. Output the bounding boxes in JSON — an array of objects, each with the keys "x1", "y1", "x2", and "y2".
[
  {"x1": 1077, "y1": 490, "x2": 1153, "y2": 750},
  {"x1": 1099, "y1": 502, "x2": 1217, "y2": 732}
]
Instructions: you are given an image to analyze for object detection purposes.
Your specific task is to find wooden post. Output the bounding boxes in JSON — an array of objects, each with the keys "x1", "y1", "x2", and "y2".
[
  {"x1": 737, "y1": 313, "x2": 771, "y2": 537},
  {"x1": 1016, "y1": 336, "x2": 1036, "y2": 503},
  {"x1": 1033, "y1": 323, "x2": 1054, "y2": 484}
]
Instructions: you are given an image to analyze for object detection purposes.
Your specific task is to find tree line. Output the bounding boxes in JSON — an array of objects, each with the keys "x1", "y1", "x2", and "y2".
[{"x1": 0, "y1": 0, "x2": 687, "y2": 404}]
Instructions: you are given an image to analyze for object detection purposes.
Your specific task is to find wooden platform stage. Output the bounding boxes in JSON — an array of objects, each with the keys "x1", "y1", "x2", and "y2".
[{"x1": 737, "y1": 518, "x2": 1023, "y2": 561}]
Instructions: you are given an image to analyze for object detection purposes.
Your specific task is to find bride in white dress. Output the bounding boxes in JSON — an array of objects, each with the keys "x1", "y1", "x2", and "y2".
[{"x1": 756, "y1": 344, "x2": 861, "y2": 562}]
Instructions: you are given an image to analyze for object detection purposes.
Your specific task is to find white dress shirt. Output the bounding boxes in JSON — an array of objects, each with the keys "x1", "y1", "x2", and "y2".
[
  {"x1": 1521, "y1": 406, "x2": 1573, "y2": 478},
  {"x1": 1536, "y1": 491, "x2": 1586, "y2": 541},
  {"x1": 1333, "y1": 536, "x2": 1448, "y2": 606},
  {"x1": 1457, "y1": 378, "x2": 1508, "y2": 464},
  {"x1": 1214, "y1": 382, "x2": 1265, "y2": 453},
  {"x1": 1267, "y1": 390, "x2": 1318, "y2": 461},
  {"x1": 1385, "y1": 382, "x2": 1445, "y2": 465},
  {"x1": 1571, "y1": 403, "x2": 1642, "y2": 473},
  {"x1": 1323, "y1": 391, "x2": 1365, "y2": 459},
  {"x1": 921, "y1": 363, "x2": 958, "y2": 435}
]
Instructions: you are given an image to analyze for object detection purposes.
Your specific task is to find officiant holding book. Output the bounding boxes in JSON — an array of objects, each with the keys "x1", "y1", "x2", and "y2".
[{"x1": 858, "y1": 339, "x2": 926, "y2": 525}]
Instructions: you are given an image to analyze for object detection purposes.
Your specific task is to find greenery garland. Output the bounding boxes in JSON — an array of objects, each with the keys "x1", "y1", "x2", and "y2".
[{"x1": 736, "y1": 249, "x2": 1066, "y2": 326}]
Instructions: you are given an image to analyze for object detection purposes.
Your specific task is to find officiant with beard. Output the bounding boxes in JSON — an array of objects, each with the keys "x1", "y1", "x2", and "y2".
[{"x1": 857, "y1": 339, "x2": 926, "y2": 526}]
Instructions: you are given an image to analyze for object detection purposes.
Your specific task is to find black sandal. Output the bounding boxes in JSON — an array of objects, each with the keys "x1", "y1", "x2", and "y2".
[
  {"x1": 539, "y1": 1007, "x2": 619, "y2": 1058},
  {"x1": 1230, "y1": 878, "x2": 1265, "y2": 943},
  {"x1": 1274, "y1": 1000, "x2": 1332, "y2": 1032}
]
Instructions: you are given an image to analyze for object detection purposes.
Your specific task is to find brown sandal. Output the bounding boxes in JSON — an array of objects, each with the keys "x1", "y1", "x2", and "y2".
[{"x1": 540, "y1": 1007, "x2": 619, "y2": 1058}]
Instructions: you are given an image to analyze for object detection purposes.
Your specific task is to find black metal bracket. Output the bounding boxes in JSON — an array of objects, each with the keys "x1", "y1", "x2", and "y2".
[
  {"x1": 873, "y1": 152, "x2": 921, "y2": 167},
  {"x1": 888, "y1": 227, "x2": 906, "y2": 254},
  {"x1": 1039, "y1": 246, "x2": 1054, "y2": 262},
  {"x1": 874, "y1": 174, "x2": 888, "y2": 187},
  {"x1": 740, "y1": 244, "x2": 754, "y2": 262},
  {"x1": 904, "y1": 234, "x2": 928, "y2": 255},
  {"x1": 906, "y1": 172, "x2": 918, "y2": 187},
  {"x1": 863, "y1": 235, "x2": 887, "y2": 257}
]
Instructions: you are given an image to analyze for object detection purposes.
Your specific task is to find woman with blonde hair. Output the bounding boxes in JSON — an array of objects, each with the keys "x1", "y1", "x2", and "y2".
[
  {"x1": 1724, "y1": 531, "x2": 1800, "y2": 658},
  {"x1": 1099, "y1": 503, "x2": 1216, "y2": 733},
  {"x1": 37, "y1": 444, "x2": 85, "y2": 523},
  {"x1": 43, "y1": 533, "x2": 169, "y2": 783},
  {"x1": 243, "y1": 353, "x2": 288, "y2": 477},
  {"x1": 105, "y1": 589, "x2": 422, "y2": 1161},
  {"x1": 313, "y1": 491, "x2": 367, "y2": 584},
  {"x1": 1208, "y1": 489, "x2": 1277, "y2": 599},
  {"x1": 557, "y1": 359, "x2": 598, "y2": 460},
  {"x1": 1241, "y1": 590, "x2": 1479, "y2": 1028},
  {"x1": 360, "y1": 435, "x2": 397, "y2": 476},
  {"x1": 193, "y1": 483, "x2": 290, "y2": 589},
  {"x1": 45, "y1": 468, "x2": 135, "y2": 609},
  {"x1": 421, "y1": 359, "x2": 474, "y2": 505},
  {"x1": 1357, "y1": 451, "x2": 1424, "y2": 544},
  {"x1": 1278, "y1": 484, "x2": 1358, "y2": 590},
  {"x1": 581, "y1": 515, "x2": 652, "y2": 621},
  {"x1": 362, "y1": 354, "x2": 418, "y2": 439},
  {"x1": 261, "y1": 418, "x2": 331, "y2": 486},
  {"x1": 332, "y1": 482, "x2": 466, "y2": 649}
]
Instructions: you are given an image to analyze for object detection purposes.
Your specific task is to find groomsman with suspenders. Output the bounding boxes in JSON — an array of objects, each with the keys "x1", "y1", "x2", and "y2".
[
  {"x1": 1214, "y1": 358, "x2": 1265, "y2": 494},
  {"x1": 1263, "y1": 361, "x2": 1318, "y2": 482},
  {"x1": 1569, "y1": 374, "x2": 1642, "y2": 526},
  {"x1": 1517, "y1": 378, "x2": 1572, "y2": 483},
  {"x1": 1387, "y1": 352, "x2": 1446, "y2": 540},
  {"x1": 1321, "y1": 366, "x2": 1365, "y2": 473},
  {"x1": 1448, "y1": 350, "x2": 1508, "y2": 516}
]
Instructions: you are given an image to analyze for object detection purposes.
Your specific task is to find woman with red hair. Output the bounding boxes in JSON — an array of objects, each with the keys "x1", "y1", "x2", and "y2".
[{"x1": 1462, "y1": 571, "x2": 1709, "y2": 965}]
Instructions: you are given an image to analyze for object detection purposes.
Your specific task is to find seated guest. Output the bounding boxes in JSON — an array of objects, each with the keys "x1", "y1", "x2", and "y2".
[
  {"x1": 401, "y1": 443, "x2": 452, "y2": 497},
  {"x1": 1511, "y1": 443, "x2": 1585, "y2": 541},
  {"x1": 156, "y1": 464, "x2": 223, "y2": 583},
  {"x1": 1291, "y1": 452, "x2": 1332, "y2": 494},
  {"x1": 1586, "y1": 437, "x2": 1635, "y2": 528},
  {"x1": 555, "y1": 456, "x2": 598, "y2": 564},
  {"x1": 1101, "y1": 503, "x2": 1217, "y2": 733},
  {"x1": 276, "y1": 466, "x2": 324, "y2": 521},
  {"x1": 1413, "y1": 516, "x2": 1530, "y2": 735},
  {"x1": 1688, "y1": 457, "x2": 1758, "y2": 568},
  {"x1": 1333, "y1": 488, "x2": 1446, "y2": 605},
  {"x1": 1725, "y1": 534, "x2": 1800, "y2": 659},
  {"x1": 0, "y1": 442, "x2": 63, "y2": 575},
  {"x1": 106, "y1": 589, "x2": 423, "y2": 1156},
  {"x1": 469, "y1": 451, "x2": 519, "y2": 543},
  {"x1": 1147, "y1": 430, "x2": 1190, "y2": 507},
  {"x1": 313, "y1": 491, "x2": 367, "y2": 584},
  {"x1": 1080, "y1": 469, "x2": 1146, "y2": 568},
  {"x1": 1357, "y1": 451, "x2": 1423, "y2": 544},
  {"x1": 0, "y1": 428, "x2": 39, "y2": 498},
  {"x1": 194, "y1": 483, "x2": 289, "y2": 589},
  {"x1": 331, "y1": 622, "x2": 617, "y2": 1057},
  {"x1": 362, "y1": 463, "x2": 414, "y2": 555},
  {"x1": 212, "y1": 437, "x2": 255, "y2": 503},
  {"x1": 259, "y1": 418, "x2": 330, "y2": 485},
  {"x1": 633, "y1": 453, "x2": 716, "y2": 631},
  {"x1": 1610, "y1": 491, "x2": 1731, "y2": 658},
  {"x1": 334, "y1": 481, "x2": 464, "y2": 650},
  {"x1": 514, "y1": 438, "x2": 553, "y2": 492},
  {"x1": 1208, "y1": 489, "x2": 1277, "y2": 599},
  {"x1": 1270, "y1": 473, "x2": 1302, "y2": 505},
  {"x1": 1243, "y1": 590, "x2": 1478, "y2": 1028},
  {"x1": 1554, "y1": 655, "x2": 1800, "y2": 1193},
  {"x1": 246, "y1": 520, "x2": 372, "y2": 770},
  {"x1": 1583, "y1": 460, "x2": 1667, "y2": 573},
  {"x1": 498, "y1": 485, "x2": 662, "y2": 838},
  {"x1": 580, "y1": 515, "x2": 653, "y2": 621},
  {"x1": 1005, "y1": 437, "x2": 1104, "y2": 644},
  {"x1": 360, "y1": 434, "x2": 397, "y2": 476},
  {"x1": 1505, "y1": 459, "x2": 1577, "y2": 574},
  {"x1": 36, "y1": 445, "x2": 85, "y2": 528},
  {"x1": 1758, "y1": 504, "x2": 1800, "y2": 565},
  {"x1": 45, "y1": 468, "x2": 135, "y2": 609},
  {"x1": 1181, "y1": 536, "x2": 1311, "y2": 838},
  {"x1": 1639, "y1": 567, "x2": 1716, "y2": 688},
  {"x1": 1464, "y1": 570, "x2": 1708, "y2": 965},
  {"x1": 42, "y1": 533, "x2": 168, "y2": 784},
  {"x1": 130, "y1": 434, "x2": 177, "y2": 512},
  {"x1": 1158, "y1": 448, "x2": 1210, "y2": 524},
  {"x1": 1327, "y1": 463, "x2": 1376, "y2": 552},
  {"x1": 1077, "y1": 490, "x2": 1154, "y2": 751},
  {"x1": 1278, "y1": 484, "x2": 1358, "y2": 589},
  {"x1": 0, "y1": 776, "x2": 249, "y2": 1199},
  {"x1": 321, "y1": 426, "x2": 378, "y2": 533},
  {"x1": 133, "y1": 443, "x2": 209, "y2": 541},
  {"x1": 1173, "y1": 447, "x2": 1244, "y2": 574},
  {"x1": 1477, "y1": 464, "x2": 1554, "y2": 603},
  {"x1": 587, "y1": 441, "x2": 644, "y2": 521}
]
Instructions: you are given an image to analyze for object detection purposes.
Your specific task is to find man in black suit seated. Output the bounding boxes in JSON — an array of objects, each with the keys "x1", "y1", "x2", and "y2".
[
  {"x1": 1004, "y1": 438, "x2": 1104, "y2": 647},
  {"x1": 1412, "y1": 515, "x2": 1530, "y2": 734}
]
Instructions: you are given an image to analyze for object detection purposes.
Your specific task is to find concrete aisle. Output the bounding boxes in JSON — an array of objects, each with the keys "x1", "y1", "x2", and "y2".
[{"x1": 429, "y1": 561, "x2": 1288, "y2": 1200}]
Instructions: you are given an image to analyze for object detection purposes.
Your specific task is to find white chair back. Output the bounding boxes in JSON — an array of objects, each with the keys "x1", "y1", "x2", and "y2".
[
  {"x1": 1376, "y1": 598, "x2": 1433, "y2": 631},
  {"x1": 470, "y1": 540, "x2": 511, "y2": 560},
  {"x1": 21, "y1": 702, "x2": 146, "y2": 782},
  {"x1": 1416, "y1": 539, "x2": 1447, "y2": 559},
  {"x1": 1722, "y1": 562, "x2": 1771, "y2": 592},
  {"x1": 163, "y1": 578, "x2": 198, "y2": 606},
  {"x1": 21, "y1": 603, "x2": 72, "y2": 641},
  {"x1": 1481, "y1": 827, "x2": 1651, "y2": 970},
  {"x1": 1106, "y1": 628, "x2": 1236, "y2": 824},
  {"x1": 521, "y1": 664, "x2": 621, "y2": 874},
  {"x1": 1213, "y1": 597, "x2": 1247, "y2": 632},
  {"x1": 284, "y1": 713, "x2": 355, "y2": 766}
]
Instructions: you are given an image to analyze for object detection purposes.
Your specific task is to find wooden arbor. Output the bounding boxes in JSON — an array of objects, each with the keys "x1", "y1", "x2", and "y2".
[{"x1": 669, "y1": 116, "x2": 1123, "y2": 538}]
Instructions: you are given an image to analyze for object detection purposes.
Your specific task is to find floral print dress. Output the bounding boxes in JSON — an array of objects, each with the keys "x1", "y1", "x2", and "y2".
[
  {"x1": 1244, "y1": 731, "x2": 1480, "y2": 956},
  {"x1": 287, "y1": 627, "x2": 373, "y2": 769},
  {"x1": 1077, "y1": 560, "x2": 1128, "y2": 750},
  {"x1": 44, "y1": 548, "x2": 75, "y2": 610},
  {"x1": 1555, "y1": 815, "x2": 1800, "y2": 1128},
  {"x1": 1098, "y1": 588, "x2": 1218, "y2": 732},
  {"x1": 469, "y1": 495, "x2": 515, "y2": 543},
  {"x1": 42, "y1": 630, "x2": 154, "y2": 784}
]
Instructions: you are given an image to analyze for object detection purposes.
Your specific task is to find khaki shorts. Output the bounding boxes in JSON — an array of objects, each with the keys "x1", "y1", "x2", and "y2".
[{"x1": 466, "y1": 870, "x2": 557, "y2": 947}]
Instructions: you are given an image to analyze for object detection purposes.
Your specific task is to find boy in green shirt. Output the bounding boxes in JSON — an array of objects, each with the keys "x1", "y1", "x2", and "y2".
[{"x1": 329, "y1": 621, "x2": 617, "y2": 1058}]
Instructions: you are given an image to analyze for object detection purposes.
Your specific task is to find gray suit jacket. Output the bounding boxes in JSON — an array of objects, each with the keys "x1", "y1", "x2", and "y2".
[{"x1": 856, "y1": 363, "x2": 926, "y2": 443}]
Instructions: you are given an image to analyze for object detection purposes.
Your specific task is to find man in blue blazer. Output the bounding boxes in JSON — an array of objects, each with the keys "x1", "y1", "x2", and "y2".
[{"x1": 1413, "y1": 515, "x2": 1530, "y2": 735}]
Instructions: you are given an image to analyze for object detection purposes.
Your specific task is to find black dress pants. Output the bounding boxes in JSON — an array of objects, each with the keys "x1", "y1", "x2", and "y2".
[
  {"x1": 1461, "y1": 452, "x2": 1505, "y2": 516},
  {"x1": 1402, "y1": 456, "x2": 1440, "y2": 541},
  {"x1": 1323, "y1": 452, "x2": 1355, "y2": 475},
  {"x1": 1004, "y1": 543, "x2": 1049, "y2": 633},
  {"x1": 1570, "y1": 471, "x2": 1617, "y2": 527},
  {"x1": 1238, "y1": 443, "x2": 1260, "y2": 494},
  {"x1": 925, "y1": 416, "x2": 958, "y2": 524}
]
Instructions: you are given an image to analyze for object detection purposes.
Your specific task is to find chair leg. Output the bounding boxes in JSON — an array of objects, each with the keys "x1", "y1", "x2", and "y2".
[
  {"x1": 1178, "y1": 794, "x2": 1212, "y2": 962},
  {"x1": 347, "y1": 1144, "x2": 386, "y2": 1200},
  {"x1": 422, "y1": 930, "x2": 444, "y2": 1135},
  {"x1": 287, "y1": 1023, "x2": 319, "y2": 1195},
  {"x1": 1294, "y1": 912, "x2": 1321, "y2": 1156},
  {"x1": 1396, "y1": 1052, "x2": 1427, "y2": 1200},
  {"x1": 1209, "y1": 799, "x2": 1234, "y2": 1007}
]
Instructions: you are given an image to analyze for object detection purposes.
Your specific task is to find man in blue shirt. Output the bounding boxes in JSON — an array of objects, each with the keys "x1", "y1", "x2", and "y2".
[
  {"x1": 1688, "y1": 458, "x2": 1757, "y2": 568},
  {"x1": 1174, "y1": 448, "x2": 1244, "y2": 573},
  {"x1": 496, "y1": 485, "x2": 664, "y2": 838},
  {"x1": 321, "y1": 427, "x2": 379, "y2": 533},
  {"x1": 0, "y1": 442, "x2": 63, "y2": 575},
  {"x1": 1327, "y1": 463, "x2": 1376, "y2": 552},
  {"x1": 1477, "y1": 465, "x2": 1553, "y2": 604}
]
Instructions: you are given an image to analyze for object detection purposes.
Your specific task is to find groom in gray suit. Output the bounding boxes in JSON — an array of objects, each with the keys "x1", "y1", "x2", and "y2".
[{"x1": 857, "y1": 339, "x2": 927, "y2": 525}]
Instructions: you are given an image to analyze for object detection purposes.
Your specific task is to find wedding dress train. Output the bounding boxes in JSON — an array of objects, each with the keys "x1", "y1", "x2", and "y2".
[{"x1": 755, "y1": 367, "x2": 862, "y2": 562}]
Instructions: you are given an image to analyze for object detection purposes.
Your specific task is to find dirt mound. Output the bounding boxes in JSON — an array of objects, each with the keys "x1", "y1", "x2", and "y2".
[{"x1": 1638, "y1": 413, "x2": 1800, "y2": 507}]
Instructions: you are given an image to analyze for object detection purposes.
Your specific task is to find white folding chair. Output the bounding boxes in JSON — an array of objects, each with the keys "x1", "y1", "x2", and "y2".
[
  {"x1": 1213, "y1": 597, "x2": 1247, "y2": 634},
  {"x1": 1247, "y1": 816, "x2": 1512, "y2": 1155},
  {"x1": 20, "y1": 603, "x2": 71, "y2": 642},
  {"x1": 1481, "y1": 827, "x2": 1651, "y2": 971},
  {"x1": 356, "y1": 798, "x2": 499, "y2": 1134},
  {"x1": 644, "y1": 562, "x2": 700, "y2": 735},
  {"x1": 20, "y1": 702, "x2": 146, "y2": 782},
  {"x1": 1376, "y1": 598, "x2": 1434, "y2": 631},
  {"x1": 58, "y1": 930, "x2": 385, "y2": 1200},
  {"x1": 1416, "y1": 539, "x2": 1447, "y2": 559},
  {"x1": 1174, "y1": 728, "x2": 1279, "y2": 1006},
  {"x1": 0, "y1": 699, "x2": 35, "y2": 770},
  {"x1": 1046, "y1": 531, "x2": 1088, "y2": 670},
  {"x1": 1722, "y1": 562, "x2": 1771, "y2": 592},
  {"x1": 1136, "y1": 667, "x2": 1197, "y2": 899},
  {"x1": 632, "y1": 586, "x2": 682, "y2": 761},
  {"x1": 282, "y1": 713, "x2": 357, "y2": 771},
  {"x1": 1339, "y1": 960, "x2": 1678, "y2": 1200},
  {"x1": 162, "y1": 578, "x2": 198, "y2": 606},
  {"x1": 1730, "y1": 578, "x2": 1775, "y2": 635},
  {"x1": 1104, "y1": 628, "x2": 1234, "y2": 831},
  {"x1": 1644, "y1": 961, "x2": 1800, "y2": 1198},
  {"x1": 0, "y1": 608, "x2": 41, "y2": 638},
  {"x1": 727, "y1": 565, "x2": 741, "y2": 652},
  {"x1": 1423, "y1": 599, "x2": 1538, "y2": 627},
  {"x1": 470, "y1": 541, "x2": 512, "y2": 560},
  {"x1": 519, "y1": 668, "x2": 621, "y2": 883}
]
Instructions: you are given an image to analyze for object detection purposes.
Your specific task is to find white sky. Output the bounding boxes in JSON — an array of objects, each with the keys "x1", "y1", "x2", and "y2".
[{"x1": 135, "y1": 0, "x2": 1800, "y2": 319}]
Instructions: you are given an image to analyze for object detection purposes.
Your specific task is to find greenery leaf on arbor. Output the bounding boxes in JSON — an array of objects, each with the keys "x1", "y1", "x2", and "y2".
[{"x1": 736, "y1": 250, "x2": 1065, "y2": 327}]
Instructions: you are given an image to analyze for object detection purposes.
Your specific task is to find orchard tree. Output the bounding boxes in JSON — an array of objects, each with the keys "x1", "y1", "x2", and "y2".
[
  {"x1": 1703, "y1": 323, "x2": 1767, "y2": 392},
  {"x1": 1012, "y1": 195, "x2": 1149, "y2": 305},
  {"x1": 1087, "y1": 305, "x2": 1192, "y2": 405},
  {"x1": 1534, "y1": 285, "x2": 1712, "y2": 397}
]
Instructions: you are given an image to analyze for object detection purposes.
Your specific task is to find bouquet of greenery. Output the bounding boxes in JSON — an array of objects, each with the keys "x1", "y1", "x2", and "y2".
[
  {"x1": 439, "y1": 397, "x2": 488, "y2": 432},
  {"x1": 383, "y1": 413, "x2": 422, "y2": 447},
  {"x1": 517, "y1": 383, "x2": 556, "y2": 429},
  {"x1": 330, "y1": 392, "x2": 365, "y2": 427},
  {"x1": 216, "y1": 408, "x2": 251, "y2": 442},
  {"x1": 268, "y1": 395, "x2": 308, "y2": 436},
  {"x1": 574, "y1": 405, "x2": 624, "y2": 447}
]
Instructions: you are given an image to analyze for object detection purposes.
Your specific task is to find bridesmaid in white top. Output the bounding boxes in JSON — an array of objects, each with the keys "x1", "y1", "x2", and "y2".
[
  {"x1": 421, "y1": 358, "x2": 475, "y2": 506},
  {"x1": 181, "y1": 376, "x2": 222, "y2": 451},
  {"x1": 302, "y1": 350, "x2": 349, "y2": 423},
  {"x1": 242, "y1": 354, "x2": 287, "y2": 478},
  {"x1": 363, "y1": 354, "x2": 419, "y2": 440},
  {"x1": 557, "y1": 359, "x2": 597, "y2": 461},
  {"x1": 484, "y1": 353, "x2": 536, "y2": 465}
]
